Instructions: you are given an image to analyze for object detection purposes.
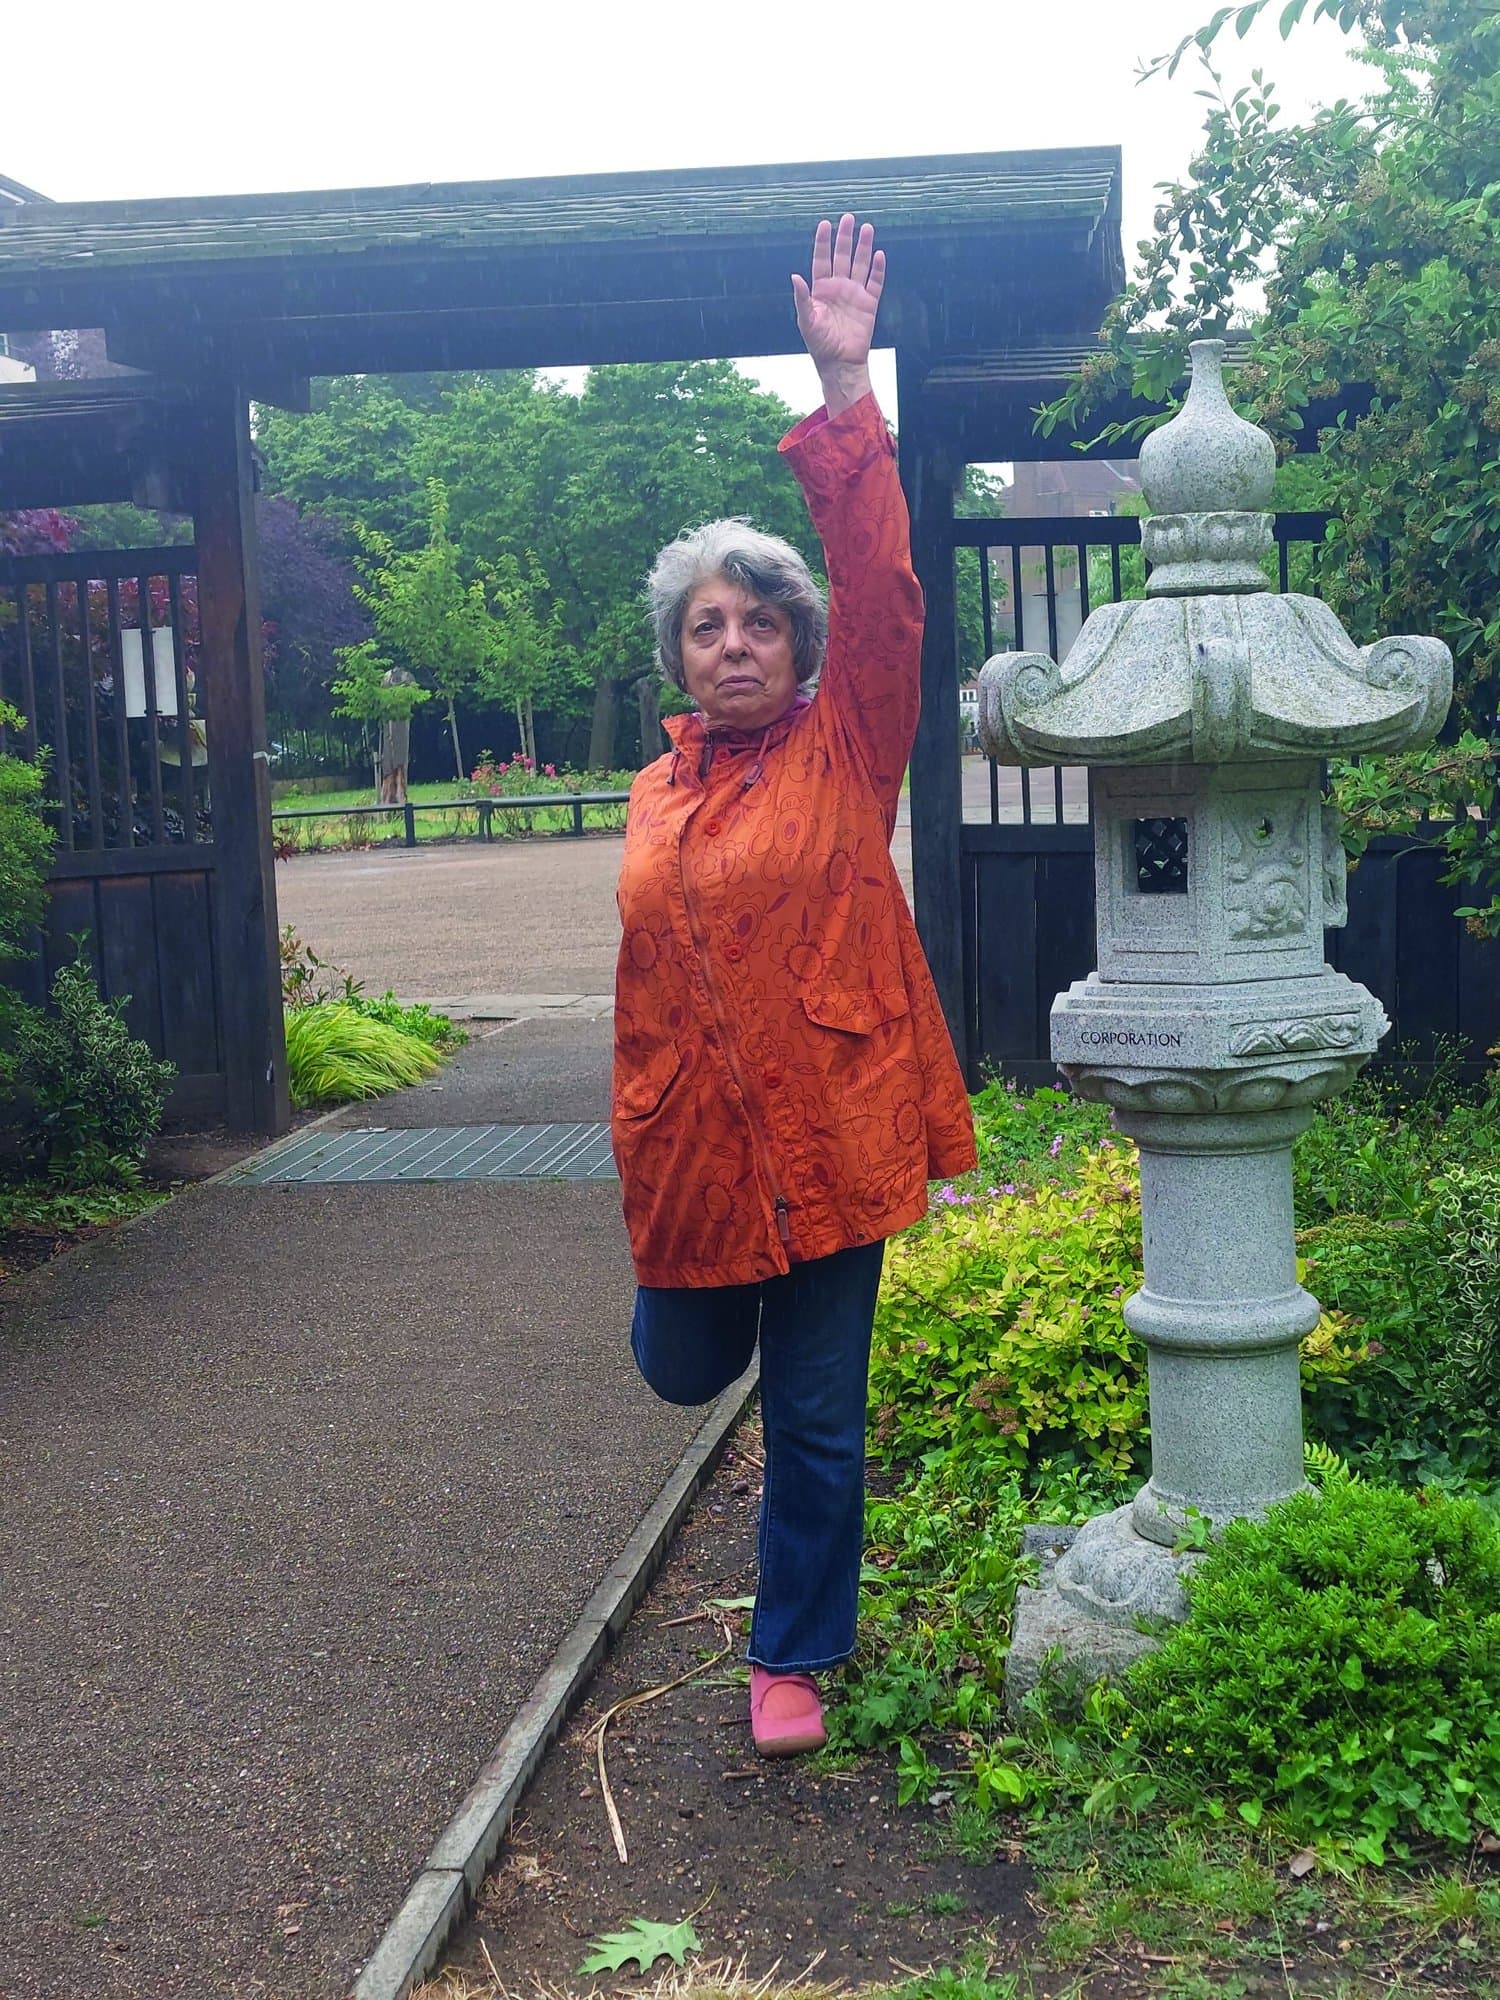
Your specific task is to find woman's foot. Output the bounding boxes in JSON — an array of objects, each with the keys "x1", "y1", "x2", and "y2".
[{"x1": 749, "y1": 1666, "x2": 827, "y2": 1757}]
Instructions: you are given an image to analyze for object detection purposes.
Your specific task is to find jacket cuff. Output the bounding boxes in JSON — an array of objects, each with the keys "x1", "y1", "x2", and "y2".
[{"x1": 778, "y1": 390, "x2": 895, "y2": 468}]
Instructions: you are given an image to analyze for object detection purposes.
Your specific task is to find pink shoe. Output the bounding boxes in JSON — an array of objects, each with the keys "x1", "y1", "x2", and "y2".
[{"x1": 750, "y1": 1667, "x2": 826, "y2": 1758}]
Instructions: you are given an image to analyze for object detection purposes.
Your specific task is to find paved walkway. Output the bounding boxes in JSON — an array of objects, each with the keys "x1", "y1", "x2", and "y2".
[{"x1": 0, "y1": 1023, "x2": 703, "y2": 2000}]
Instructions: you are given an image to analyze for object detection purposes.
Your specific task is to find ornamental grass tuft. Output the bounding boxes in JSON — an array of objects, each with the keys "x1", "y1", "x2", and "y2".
[{"x1": 284, "y1": 1001, "x2": 443, "y2": 1107}]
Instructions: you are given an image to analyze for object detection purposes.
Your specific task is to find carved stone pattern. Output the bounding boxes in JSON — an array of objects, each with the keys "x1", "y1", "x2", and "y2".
[
  {"x1": 1320, "y1": 806, "x2": 1349, "y2": 929},
  {"x1": 1229, "y1": 1014, "x2": 1362, "y2": 1058},
  {"x1": 1060, "y1": 1054, "x2": 1371, "y2": 1115},
  {"x1": 1224, "y1": 806, "x2": 1308, "y2": 940}
]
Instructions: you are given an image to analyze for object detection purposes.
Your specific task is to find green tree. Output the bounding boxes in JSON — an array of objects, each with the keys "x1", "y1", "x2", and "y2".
[
  {"x1": 429, "y1": 361, "x2": 814, "y2": 768},
  {"x1": 473, "y1": 552, "x2": 574, "y2": 770},
  {"x1": 1043, "y1": 0, "x2": 1500, "y2": 931},
  {"x1": 257, "y1": 378, "x2": 432, "y2": 549},
  {"x1": 349, "y1": 482, "x2": 495, "y2": 781}
]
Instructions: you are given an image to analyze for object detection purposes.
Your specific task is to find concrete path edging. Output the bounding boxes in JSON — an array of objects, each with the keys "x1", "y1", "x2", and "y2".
[{"x1": 351, "y1": 1362, "x2": 760, "y2": 2000}]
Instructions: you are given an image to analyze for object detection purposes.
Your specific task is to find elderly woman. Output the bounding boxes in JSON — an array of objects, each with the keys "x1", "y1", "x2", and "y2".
[{"x1": 612, "y1": 215, "x2": 975, "y2": 1757}]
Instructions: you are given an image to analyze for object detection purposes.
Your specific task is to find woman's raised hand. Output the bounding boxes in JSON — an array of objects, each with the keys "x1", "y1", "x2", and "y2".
[{"x1": 791, "y1": 215, "x2": 884, "y2": 417}]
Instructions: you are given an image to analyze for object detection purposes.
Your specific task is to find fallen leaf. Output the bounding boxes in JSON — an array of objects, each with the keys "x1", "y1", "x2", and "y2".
[
  {"x1": 1288, "y1": 1847, "x2": 1318, "y2": 1878},
  {"x1": 577, "y1": 1917, "x2": 701, "y2": 1977}
]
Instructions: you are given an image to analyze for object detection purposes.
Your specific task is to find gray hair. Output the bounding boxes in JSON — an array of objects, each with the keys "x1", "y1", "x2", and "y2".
[{"x1": 646, "y1": 519, "x2": 827, "y2": 693}]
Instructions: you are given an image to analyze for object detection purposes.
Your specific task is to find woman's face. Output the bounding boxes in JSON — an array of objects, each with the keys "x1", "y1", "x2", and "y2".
[{"x1": 680, "y1": 576, "x2": 799, "y2": 733}]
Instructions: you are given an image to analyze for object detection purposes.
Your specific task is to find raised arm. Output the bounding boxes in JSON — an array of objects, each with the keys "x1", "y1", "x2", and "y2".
[{"x1": 781, "y1": 216, "x2": 924, "y2": 822}]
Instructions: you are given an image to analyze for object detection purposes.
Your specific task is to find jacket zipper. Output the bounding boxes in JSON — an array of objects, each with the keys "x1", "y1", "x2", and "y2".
[{"x1": 678, "y1": 744, "x2": 792, "y2": 1264}]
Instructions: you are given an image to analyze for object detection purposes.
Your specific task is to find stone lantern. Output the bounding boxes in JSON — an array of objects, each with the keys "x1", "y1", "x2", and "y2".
[{"x1": 979, "y1": 340, "x2": 1452, "y2": 1667}]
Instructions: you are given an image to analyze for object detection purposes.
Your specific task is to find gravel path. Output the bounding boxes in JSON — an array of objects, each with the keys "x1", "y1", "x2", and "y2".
[
  {"x1": 0, "y1": 1125, "x2": 700, "y2": 1997},
  {"x1": 274, "y1": 821, "x2": 919, "y2": 1007}
]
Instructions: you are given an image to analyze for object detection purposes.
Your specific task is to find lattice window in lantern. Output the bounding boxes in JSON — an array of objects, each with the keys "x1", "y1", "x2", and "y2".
[{"x1": 1133, "y1": 816, "x2": 1189, "y2": 894}]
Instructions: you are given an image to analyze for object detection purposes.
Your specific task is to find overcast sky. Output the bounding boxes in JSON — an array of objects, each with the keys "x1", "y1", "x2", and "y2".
[{"x1": 5, "y1": 0, "x2": 1367, "y2": 417}]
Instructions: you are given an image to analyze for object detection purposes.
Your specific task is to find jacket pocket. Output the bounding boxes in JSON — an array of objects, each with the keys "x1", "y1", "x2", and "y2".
[
  {"x1": 799, "y1": 985, "x2": 911, "y2": 1036},
  {"x1": 614, "y1": 1041, "x2": 683, "y2": 1119}
]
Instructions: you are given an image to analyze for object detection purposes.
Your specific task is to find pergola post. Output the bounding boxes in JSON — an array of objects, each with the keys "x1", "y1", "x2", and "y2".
[
  {"x1": 897, "y1": 349, "x2": 966, "y2": 1072},
  {"x1": 191, "y1": 378, "x2": 289, "y2": 1136}
]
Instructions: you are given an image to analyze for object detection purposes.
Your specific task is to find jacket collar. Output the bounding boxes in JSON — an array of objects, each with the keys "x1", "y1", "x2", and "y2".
[{"x1": 663, "y1": 693, "x2": 810, "y2": 756}]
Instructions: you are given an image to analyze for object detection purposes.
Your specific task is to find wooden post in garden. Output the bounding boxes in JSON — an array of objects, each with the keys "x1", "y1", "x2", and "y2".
[
  {"x1": 897, "y1": 348, "x2": 967, "y2": 1074},
  {"x1": 191, "y1": 379, "x2": 290, "y2": 1137}
]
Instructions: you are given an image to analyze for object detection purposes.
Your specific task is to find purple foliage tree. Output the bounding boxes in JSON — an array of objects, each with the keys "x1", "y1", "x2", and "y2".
[{"x1": 255, "y1": 495, "x2": 370, "y2": 731}]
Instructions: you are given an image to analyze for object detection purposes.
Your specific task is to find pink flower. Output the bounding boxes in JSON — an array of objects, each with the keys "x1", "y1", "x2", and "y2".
[
  {"x1": 1049, "y1": 1134, "x2": 1064, "y2": 1158},
  {"x1": 544, "y1": 763, "x2": 556, "y2": 777}
]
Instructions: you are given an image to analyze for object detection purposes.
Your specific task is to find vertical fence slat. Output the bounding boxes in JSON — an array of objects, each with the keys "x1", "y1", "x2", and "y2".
[
  {"x1": 44, "y1": 582, "x2": 73, "y2": 851},
  {"x1": 1110, "y1": 544, "x2": 1122, "y2": 603},
  {"x1": 105, "y1": 577, "x2": 134, "y2": 849},
  {"x1": 1076, "y1": 541, "x2": 1091, "y2": 625},
  {"x1": 166, "y1": 571, "x2": 196, "y2": 842},
  {"x1": 138, "y1": 572, "x2": 166, "y2": 844},
  {"x1": 13, "y1": 585, "x2": 39, "y2": 758},
  {"x1": 1043, "y1": 544, "x2": 1060, "y2": 663},
  {"x1": 75, "y1": 579, "x2": 106, "y2": 847}
]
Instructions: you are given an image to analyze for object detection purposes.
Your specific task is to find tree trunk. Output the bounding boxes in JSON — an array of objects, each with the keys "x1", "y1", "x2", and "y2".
[
  {"x1": 377, "y1": 670, "x2": 413, "y2": 805},
  {"x1": 586, "y1": 677, "x2": 618, "y2": 772},
  {"x1": 446, "y1": 696, "x2": 464, "y2": 784},
  {"x1": 635, "y1": 674, "x2": 664, "y2": 767}
]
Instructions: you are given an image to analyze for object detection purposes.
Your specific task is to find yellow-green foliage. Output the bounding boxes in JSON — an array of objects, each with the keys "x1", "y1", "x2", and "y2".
[
  {"x1": 872, "y1": 1145, "x2": 1368, "y2": 1482},
  {"x1": 872, "y1": 1146, "x2": 1147, "y2": 1479},
  {"x1": 284, "y1": 1002, "x2": 442, "y2": 1107}
]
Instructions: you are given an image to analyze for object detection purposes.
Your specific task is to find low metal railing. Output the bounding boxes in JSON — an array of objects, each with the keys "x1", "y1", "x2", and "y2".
[{"x1": 271, "y1": 790, "x2": 632, "y2": 848}]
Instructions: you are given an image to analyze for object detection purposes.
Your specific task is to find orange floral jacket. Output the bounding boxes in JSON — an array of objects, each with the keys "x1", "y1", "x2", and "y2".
[{"x1": 612, "y1": 393, "x2": 976, "y2": 1288}]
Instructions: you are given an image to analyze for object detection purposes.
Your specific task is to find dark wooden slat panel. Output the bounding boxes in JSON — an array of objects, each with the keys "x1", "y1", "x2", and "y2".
[
  {"x1": 163, "y1": 1071, "x2": 227, "y2": 1124},
  {"x1": 48, "y1": 841, "x2": 216, "y2": 879},
  {"x1": 975, "y1": 852, "x2": 1038, "y2": 1069},
  {"x1": 42, "y1": 879, "x2": 98, "y2": 986},
  {"x1": 1456, "y1": 920, "x2": 1500, "y2": 1060},
  {"x1": 96, "y1": 874, "x2": 163, "y2": 1051},
  {"x1": 153, "y1": 870, "x2": 221, "y2": 1075},
  {"x1": 1034, "y1": 850, "x2": 1096, "y2": 1024},
  {"x1": 1334, "y1": 843, "x2": 1398, "y2": 1020},
  {"x1": 1393, "y1": 844, "x2": 1461, "y2": 1057}
]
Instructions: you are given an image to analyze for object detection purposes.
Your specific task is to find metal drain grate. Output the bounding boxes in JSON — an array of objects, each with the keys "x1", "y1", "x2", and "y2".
[{"x1": 230, "y1": 1123, "x2": 618, "y2": 1184}]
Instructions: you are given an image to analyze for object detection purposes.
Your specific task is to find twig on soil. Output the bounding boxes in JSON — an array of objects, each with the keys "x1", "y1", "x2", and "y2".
[{"x1": 591, "y1": 1619, "x2": 733, "y2": 1861}]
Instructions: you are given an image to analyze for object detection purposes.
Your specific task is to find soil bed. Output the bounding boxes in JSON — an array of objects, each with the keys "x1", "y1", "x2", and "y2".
[{"x1": 435, "y1": 1421, "x2": 1034, "y2": 1991}]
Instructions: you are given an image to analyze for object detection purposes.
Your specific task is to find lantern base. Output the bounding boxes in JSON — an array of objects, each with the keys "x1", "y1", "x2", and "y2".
[{"x1": 1004, "y1": 1507, "x2": 1202, "y2": 1715}]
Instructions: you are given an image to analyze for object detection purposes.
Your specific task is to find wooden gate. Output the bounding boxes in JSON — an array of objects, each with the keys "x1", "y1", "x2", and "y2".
[{"x1": 0, "y1": 546, "x2": 227, "y2": 1122}]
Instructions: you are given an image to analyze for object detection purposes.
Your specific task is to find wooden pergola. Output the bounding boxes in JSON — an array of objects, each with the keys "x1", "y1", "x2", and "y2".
[{"x1": 0, "y1": 149, "x2": 1125, "y2": 1134}]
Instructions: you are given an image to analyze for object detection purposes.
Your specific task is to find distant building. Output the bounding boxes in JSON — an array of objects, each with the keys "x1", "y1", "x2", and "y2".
[{"x1": 1004, "y1": 456, "x2": 1139, "y2": 517}]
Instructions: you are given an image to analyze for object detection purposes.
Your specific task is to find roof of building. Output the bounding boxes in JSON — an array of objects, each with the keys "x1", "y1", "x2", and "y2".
[
  {"x1": 0, "y1": 173, "x2": 50, "y2": 207},
  {"x1": 0, "y1": 149, "x2": 1123, "y2": 387}
]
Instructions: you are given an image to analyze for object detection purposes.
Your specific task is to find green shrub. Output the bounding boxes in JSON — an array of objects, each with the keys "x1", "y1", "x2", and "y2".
[
  {"x1": 1124, "y1": 1481, "x2": 1500, "y2": 1861},
  {"x1": 1429, "y1": 1165, "x2": 1500, "y2": 1406},
  {"x1": 12, "y1": 955, "x2": 175, "y2": 1186},
  {"x1": 0, "y1": 702, "x2": 54, "y2": 1074},
  {"x1": 284, "y1": 1002, "x2": 442, "y2": 1106},
  {"x1": 872, "y1": 1147, "x2": 1147, "y2": 1482},
  {"x1": 345, "y1": 990, "x2": 466, "y2": 1050},
  {"x1": 969, "y1": 1078, "x2": 1112, "y2": 1194},
  {"x1": 873, "y1": 1146, "x2": 1366, "y2": 1486}
]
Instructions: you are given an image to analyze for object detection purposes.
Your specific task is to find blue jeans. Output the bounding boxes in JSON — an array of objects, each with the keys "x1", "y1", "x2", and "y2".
[{"x1": 630, "y1": 1239, "x2": 885, "y2": 1675}]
